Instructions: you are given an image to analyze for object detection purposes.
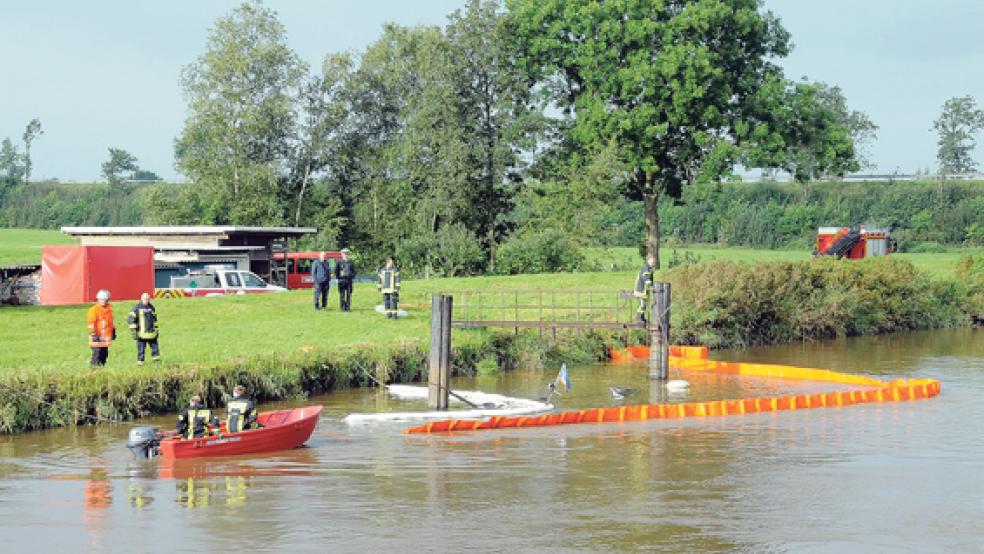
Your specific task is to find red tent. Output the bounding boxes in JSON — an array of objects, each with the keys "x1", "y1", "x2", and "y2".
[{"x1": 41, "y1": 246, "x2": 154, "y2": 305}]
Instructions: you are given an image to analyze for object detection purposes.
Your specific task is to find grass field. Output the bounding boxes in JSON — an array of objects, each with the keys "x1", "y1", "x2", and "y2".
[
  {"x1": 584, "y1": 245, "x2": 984, "y2": 278},
  {"x1": 1, "y1": 228, "x2": 979, "y2": 374},
  {"x1": 0, "y1": 273, "x2": 638, "y2": 373},
  {"x1": 0, "y1": 228, "x2": 77, "y2": 266}
]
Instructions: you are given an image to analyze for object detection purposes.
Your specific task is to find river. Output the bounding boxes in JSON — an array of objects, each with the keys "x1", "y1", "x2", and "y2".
[{"x1": 0, "y1": 327, "x2": 980, "y2": 552}]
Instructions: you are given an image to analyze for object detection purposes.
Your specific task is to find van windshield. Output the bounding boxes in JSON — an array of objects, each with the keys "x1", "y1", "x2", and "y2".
[{"x1": 242, "y1": 273, "x2": 266, "y2": 287}]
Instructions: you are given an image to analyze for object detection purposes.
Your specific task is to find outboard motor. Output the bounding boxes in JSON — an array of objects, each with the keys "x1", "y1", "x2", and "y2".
[{"x1": 127, "y1": 426, "x2": 160, "y2": 459}]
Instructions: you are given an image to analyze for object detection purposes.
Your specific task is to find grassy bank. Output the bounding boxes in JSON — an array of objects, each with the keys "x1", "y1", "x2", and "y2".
[{"x1": 0, "y1": 253, "x2": 980, "y2": 433}]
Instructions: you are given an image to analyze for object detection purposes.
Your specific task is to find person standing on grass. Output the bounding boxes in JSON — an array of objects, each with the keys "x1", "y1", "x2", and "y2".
[
  {"x1": 312, "y1": 251, "x2": 332, "y2": 311},
  {"x1": 336, "y1": 248, "x2": 356, "y2": 311},
  {"x1": 87, "y1": 289, "x2": 115, "y2": 366},
  {"x1": 377, "y1": 257, "x2": 400, "y2": 319},
  {"x1": 127, "y1": 292, "x2": 160, "y2": 366},
  {"x1": 633, "y1": 255, "x2": 656, "y2": 325}
]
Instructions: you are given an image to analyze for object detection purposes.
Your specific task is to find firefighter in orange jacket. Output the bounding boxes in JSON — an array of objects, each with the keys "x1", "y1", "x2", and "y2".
[{"x1": 87, "y1": 289, "x2": 116, "y2": 366}]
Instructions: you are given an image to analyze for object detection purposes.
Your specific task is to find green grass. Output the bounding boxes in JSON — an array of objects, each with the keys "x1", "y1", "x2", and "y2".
[
  {"x1": 0, "y1": 274, "x2": 637, "y2": 374},
  {"x1": 1, "y1": 237, "x2": 978, "y2": 373},
  {"x1": 0, "y1": 228, "x2": 77, "y2": 266},
  {"x1": 584, "y1": 244, "x2": 984, "y2": 278}
]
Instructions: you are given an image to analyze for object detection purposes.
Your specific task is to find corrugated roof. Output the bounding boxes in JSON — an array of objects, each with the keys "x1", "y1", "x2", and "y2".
[
  {"x1": 0, "y1": 263, "x2": 40, "y2": 272},
  {"x1": 61, "y1": 226, "x2": 316, "y2": 236}
]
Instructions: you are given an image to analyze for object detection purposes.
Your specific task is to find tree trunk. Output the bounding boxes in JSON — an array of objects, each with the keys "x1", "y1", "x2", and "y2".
[
  {"x1": 294, "y1": 163, "x2": 312, "y2": 227},
  {"x1": 487, "y1": 226, "x2": 496, "y2": 273},
  {"x1": 643, "y1": 179, "x2": 661, "y2": 269}
]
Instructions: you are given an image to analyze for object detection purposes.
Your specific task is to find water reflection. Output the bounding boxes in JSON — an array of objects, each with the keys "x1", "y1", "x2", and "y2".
[{"x1": 0, "y1": 327, "x2": 981, "y2": 551}]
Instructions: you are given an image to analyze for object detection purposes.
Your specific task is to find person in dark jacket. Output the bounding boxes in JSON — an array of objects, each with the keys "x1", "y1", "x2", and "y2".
[
  {"x1": 225, "y1": 385, "x2": 258, "y2": 433},
  {"x1": 336, "y1": 248, "x2": 356, "y2": 311},
  {"x1": 176, "y1": 395, "x2": 218, "y2": 439},
  {"x1": 634, "y1": 255, "x2": 655, "y2": 324},
  {"x1": 377, "y1": 257, "x2": 400, "y2": 319},
  {"x1": 127, "y1": 292, "x2": 161, "y2": 365},
  {"x1": 312, "y1": 251, "x2": 332, "y2": 310}
]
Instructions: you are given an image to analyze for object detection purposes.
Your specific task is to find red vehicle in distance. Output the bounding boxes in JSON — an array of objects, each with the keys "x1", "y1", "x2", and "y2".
[{"x1": 273, "y1": 251, "x2": 341, "y2": 289}]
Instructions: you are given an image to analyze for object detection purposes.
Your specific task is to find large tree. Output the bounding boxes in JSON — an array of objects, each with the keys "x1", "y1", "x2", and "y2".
[
  {"x1": 813, "y1": 82, "x2": 878, "y2": 171},
  {"x1": 21, "y1": 118, "x2": 42, "y2": 186},
  {"x1": 446, "y1": 0, "x2": 547, "y2": 269},
  {"x1": 174, "y1": 1, "x2": 306, "y2": 224},
  {"x1": 101, "y1": 147, "x2": 139, "y2": 190},
  {"x1": 933, "y1": 95, "x2": 984, "y2": 176},
  {"x1": 507, "y1": 0, "x2": 857, "y2": 265}
]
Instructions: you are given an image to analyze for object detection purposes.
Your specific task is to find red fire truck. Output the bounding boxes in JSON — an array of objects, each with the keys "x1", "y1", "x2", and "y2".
[
  {"x1": 815, "y1": 226, "x2": 894, "y2": 259},
  {"x1": 273, "y1": 251, "x2": 342, "y2": 289}
]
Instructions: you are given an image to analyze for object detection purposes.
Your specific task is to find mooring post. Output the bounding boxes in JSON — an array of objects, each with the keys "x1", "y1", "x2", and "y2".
[
  {"x1": 439, "y1": 294, "x2": 453, "y2": 410},
  {"x1": 428, "y1": 294, "x2": 451, "y2": 410},
  {"x1": 649, "y1": 282, "x2": 670, "y2": 380}
]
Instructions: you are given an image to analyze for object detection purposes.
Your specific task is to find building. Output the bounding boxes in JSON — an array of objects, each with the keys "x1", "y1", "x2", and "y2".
[{"x1": 61, "y1": 226, "x2": 316, "y2": 288}]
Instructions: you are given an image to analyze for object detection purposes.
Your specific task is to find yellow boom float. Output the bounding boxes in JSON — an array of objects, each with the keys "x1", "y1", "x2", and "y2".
[{"x1": 404, "y1": 346, "x2": 941, "y2": 434}]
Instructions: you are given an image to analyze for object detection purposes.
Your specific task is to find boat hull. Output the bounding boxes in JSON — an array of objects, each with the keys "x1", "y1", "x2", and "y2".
[{"x1": 159, "y1": 405, "x2": 323, "y2": 459}]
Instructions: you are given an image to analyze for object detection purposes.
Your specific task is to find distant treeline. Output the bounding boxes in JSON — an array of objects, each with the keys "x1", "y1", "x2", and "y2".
[
  {"x1": 0, "y1": 182, "x2": 144, "y2": 229},
  {"x1": 658, "y1": 179, "x2": 984, "y2": 252},
  {"x1": 2, "y1": 179, "x2": 980, "y2": 267}
]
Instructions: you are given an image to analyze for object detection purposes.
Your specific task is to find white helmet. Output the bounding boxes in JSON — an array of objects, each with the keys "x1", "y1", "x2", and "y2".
[{"x1": 96, "y1": 289, "x2": 110, "y2": 301}]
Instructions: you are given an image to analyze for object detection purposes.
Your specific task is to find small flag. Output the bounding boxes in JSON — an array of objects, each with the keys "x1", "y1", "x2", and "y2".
[{"x1": 555, "y1": 363, "x2": 571, "y2": 392}]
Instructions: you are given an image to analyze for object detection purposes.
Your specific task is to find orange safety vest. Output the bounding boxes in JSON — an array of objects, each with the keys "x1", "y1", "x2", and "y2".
[{"x1": 87, "y1": 303, "x2": 115, "y2": 347}]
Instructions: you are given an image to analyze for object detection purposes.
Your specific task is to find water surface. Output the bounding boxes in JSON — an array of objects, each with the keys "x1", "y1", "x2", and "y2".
[{"x1": 0, "y1": 328, "x2": 980, "y2": 552}]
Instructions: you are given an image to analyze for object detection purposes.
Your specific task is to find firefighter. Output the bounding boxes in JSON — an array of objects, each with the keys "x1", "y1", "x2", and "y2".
[
  {"x1": 87, "y1": 289, "x2": 116, "y2": 366},
  {"x1": 312, "y1": 251, "x2": 332, "y2": 311},
  {"x1": 176, "y1": 395, "x2": 218, "y2": 439},
  {"x1": 634, "y1": 255, "x2": 656, "y2": 324},
  {"x1": 127, "y1": 292, "x2": 160, "y2": 365},
  {"x1": 225, "y1": 385, "x2": 258, "y2": 433},
  {"x1": 377, "y1": 257, "x2": 400, "y2": 319},
  {"x1": 336, "y1": 248, "x2": 356, "y2": 311}
]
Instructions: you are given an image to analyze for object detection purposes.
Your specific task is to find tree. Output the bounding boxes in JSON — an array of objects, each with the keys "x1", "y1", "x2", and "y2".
[
  {"x1": 286, "y1": 54, "x2": 354, "y2": 228},
  {"x1": 507, "y1": 0, "x2": 857, "y2": 266},
  {"x1": 813, "y1": 82, "x2": 878, "y2": 171},
  {"x1": 174, "y1": 1, "x2": 306, "y2": 224},
  {"x1": 22, "y1": 118, "x2": 42, "y2": 185},
  {"x1": 446, "y1": 0, "x2": 548, "y2": 269},
  {"x1": 933, "y1": 95, "x2": 984, "y2": 176},
  {"x1": 101, "y1": 148, "x2": 139, "y2": 189},
  {"x1": 132, "y1": 170, "x2": 161, "y2": 182},
  {"x1": 0, "y1": 138, "x2": 24, "y2": 201},
  {"x1": 751, "y1": 81, "x2": 859, "y2": 183}
]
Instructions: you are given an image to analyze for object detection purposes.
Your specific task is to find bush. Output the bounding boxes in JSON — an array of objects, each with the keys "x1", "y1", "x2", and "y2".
[
  {"x1": 475, "y1": 357, "x2": 500, "y2": 375},
  {"x1": 495, "y1": 229, "x2": 584, "y2": 275},
  {"x1": 666, "y1": 257, "x2": 972, "y2": 348},
  {"x1": 955, "y1": 255, "x2": 984, "y2": 318}
]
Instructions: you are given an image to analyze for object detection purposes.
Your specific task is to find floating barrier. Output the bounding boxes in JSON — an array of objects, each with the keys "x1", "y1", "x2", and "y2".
[{"x1": 404, "y1": 345, "x2": 941, "y2": 434}]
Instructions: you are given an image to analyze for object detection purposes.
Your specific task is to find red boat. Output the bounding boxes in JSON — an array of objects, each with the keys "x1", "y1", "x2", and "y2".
[{"x1": 156, "y1": 405, "x2": 323, "y2": 459}]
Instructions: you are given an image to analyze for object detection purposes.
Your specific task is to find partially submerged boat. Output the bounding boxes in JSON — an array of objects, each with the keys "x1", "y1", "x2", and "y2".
[
  {"x1": 343, "y1": 385, "x2": 551, "y2": 424},
  {"x1": 127, "y1": 405, "x2": 323, "y2": 459}
]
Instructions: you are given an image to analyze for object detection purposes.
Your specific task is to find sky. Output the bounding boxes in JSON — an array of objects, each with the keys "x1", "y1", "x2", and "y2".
[{"x1": 1, "y1": 0, "x2": 982, "y2": 182}]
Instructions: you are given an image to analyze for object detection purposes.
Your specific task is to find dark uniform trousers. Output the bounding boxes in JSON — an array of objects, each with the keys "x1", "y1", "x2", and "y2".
[
  {"x1": 338, "y1": 279, "x2": 353, "y2": 311},
  {"x1": 90, "y1": 347, "x2": 109, "y2": 366},
  {"x1": 137, "y1": 338, "x2": 160, "y2": 362}
]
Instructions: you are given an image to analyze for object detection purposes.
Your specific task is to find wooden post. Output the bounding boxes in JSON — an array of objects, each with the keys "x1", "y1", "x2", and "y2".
[
  {"x1": 429, "y1": 294, "x2": 451, "y2": 410},
  {"x1": 649, "y1": 282, "x2": 670, "y2": 381},
  {"x1": 440, "y1": 294, "x2": 452, "y2": 410}
]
